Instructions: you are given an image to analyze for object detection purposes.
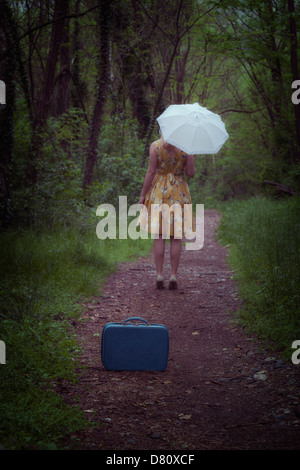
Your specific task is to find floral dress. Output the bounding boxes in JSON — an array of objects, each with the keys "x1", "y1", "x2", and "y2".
[{"x1": 139, "y1": 139, "x2": 194, "y2": 238}]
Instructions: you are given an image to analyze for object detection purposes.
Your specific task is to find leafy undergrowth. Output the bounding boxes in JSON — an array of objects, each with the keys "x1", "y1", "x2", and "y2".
[
  {"x1": 218, "y1": 196, "x2": 300, "y2": 358},
  {"x1": 0, "y1": 225, "x2": 152, "y2": 449}
]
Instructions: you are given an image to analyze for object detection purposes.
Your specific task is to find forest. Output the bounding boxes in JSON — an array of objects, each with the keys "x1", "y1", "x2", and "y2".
[{"x1": 0, "y1": 0, "x2": 300, "y2": 450}]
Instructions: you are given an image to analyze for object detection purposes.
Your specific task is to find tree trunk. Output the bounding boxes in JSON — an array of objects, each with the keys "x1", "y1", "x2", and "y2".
[
  {"x1": 56, "y1": 1, "x2": 71, "y2": 158},
  {"x1": 175, "y1": 38, "x2": 190, "y2": 104},
  {"x1": 35, "y1": 0, "x2": 69, "y2": 127},
  {"x1": 27, "y1": 0, "x2": 69, "y2": 185},
  {"x1": 82, "y1": 0, "x2": 112, "y2": 190},
  {"x1": 263, "y1": 179, "x2": 298, "y2": 196},
  {"x1": 0, "y1": 0, "x2": 16, "y2": 226},
  {"x1": 288, "y1": 0, "x2": 300, "y2": 163},
  {"x1": 128, "y1": 59, "x2": 151, "y2": 138},
  {"x1": 56, "y1": 1, "x2": 71, "y2": 116}
]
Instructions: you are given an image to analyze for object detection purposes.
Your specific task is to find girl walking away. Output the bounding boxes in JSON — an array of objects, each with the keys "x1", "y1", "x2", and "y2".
[{"x1": 138, "y1": 137, "x2": 195, "y2": 290}]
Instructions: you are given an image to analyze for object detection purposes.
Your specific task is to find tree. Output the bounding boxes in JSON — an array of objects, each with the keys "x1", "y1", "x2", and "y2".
[
  {"x1": 216, "y1": 0, "x2": 298, "y2": 167},
  {"x1": 83, "y1": 0, "x2": 112, "y2": 190},
  {"x1": 27, "y1": 0, "x2": 70, "y2": 185},
  {"x1": 0, "y1": 0, "x2": 16, "y2": 225},
  {"x1": 288, "y1": 0, "x2": 300, "y2": 162},
  {"x1": 0, "y1": 0, "x2": 32, "y2": 224},
  {"x1": 35, "y1": 0, "x2": 69, "y2": 127},
  {"x1": 56, "y1": 1, "x2": 71, "y2": 117}
]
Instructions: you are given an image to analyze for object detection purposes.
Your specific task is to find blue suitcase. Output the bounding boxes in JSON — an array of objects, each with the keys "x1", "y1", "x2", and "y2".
[{"x1": 101, "y1": 317, "x2": 169, "y2": 371}]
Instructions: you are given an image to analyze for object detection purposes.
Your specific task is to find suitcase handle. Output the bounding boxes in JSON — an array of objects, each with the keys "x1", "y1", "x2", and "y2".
[{"x1": 123, "y1": 317, "x2": 149, "y2": 325}]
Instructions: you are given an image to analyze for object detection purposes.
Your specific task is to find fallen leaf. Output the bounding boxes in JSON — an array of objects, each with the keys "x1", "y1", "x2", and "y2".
[
  {"x1": 192, "y1": 331, "x2": 199, "y2": 336},
  {"x1": 178, "y1": 413, "x2": 192, "y2": 420},
  {"x1": 253, "y1": 373, "x2": 267, "y2": 381}
]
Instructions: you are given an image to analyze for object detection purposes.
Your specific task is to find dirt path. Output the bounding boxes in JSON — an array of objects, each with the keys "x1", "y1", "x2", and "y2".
[{"x1": 63, "y1": 210, "x2": 300, "y2": 450}]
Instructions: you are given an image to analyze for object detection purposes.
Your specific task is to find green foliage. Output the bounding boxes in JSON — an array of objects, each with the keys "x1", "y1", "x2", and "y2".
[
  {"x1": 10, "y1": 107, "x2": 89, "y2": 229},
  {"x1": 3, "y1": 0, "x2": 299, "y2": 451},
  {"x1": 89, "y1": 115, "x2": 146, "y2": 207},
  {"x1": 5, "y1": 0, "x2": 300, "y2": 225},
  {"x1": 0, "y1": 224, "x2": 152, "y2": 449},
  {"x1": 282, "y1": 163, "x2": 300, "y2": 193},
  {"x1": 218, "y1": 197, "x2": 300, "y2": 357}
]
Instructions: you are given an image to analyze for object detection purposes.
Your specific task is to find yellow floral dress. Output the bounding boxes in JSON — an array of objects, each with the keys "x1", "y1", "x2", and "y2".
[{"x1": 139, "y1": 139, "x2": 194, "y2": 238}]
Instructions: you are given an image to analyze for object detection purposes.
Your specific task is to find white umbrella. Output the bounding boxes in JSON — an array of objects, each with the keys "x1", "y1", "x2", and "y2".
[{"x1": 156, "y1": 102, "x2": 229, "y2": 155}]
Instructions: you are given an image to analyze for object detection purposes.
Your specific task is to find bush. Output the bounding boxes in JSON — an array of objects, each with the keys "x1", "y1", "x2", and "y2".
[
  {"x1": 9, "y1": 107, "x2": 89, "y2": 229},
  {"x1": 92, "y1": 115, "x2": 146, "y2": 207},
  {"x1": 218, "y1": 197, "x2": 300, "y2": 357},
  {"x1": 0, "y1": 224, "x2": 152, "y2": 449}
]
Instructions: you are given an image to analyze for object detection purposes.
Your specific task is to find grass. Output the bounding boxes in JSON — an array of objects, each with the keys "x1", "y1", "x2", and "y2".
[
  {"x1": 0, "y1": 223, "x2": 152, "y2": 449},
  {"x1": 217, "y1": 196, "x2": 300, "y2": 358}
]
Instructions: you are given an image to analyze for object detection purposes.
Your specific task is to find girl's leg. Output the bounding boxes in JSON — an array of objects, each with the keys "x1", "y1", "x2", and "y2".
[
  {"x1": 154, "y1": 235, "x2": 165, "y2": 276},
  {"x1": 170, "y1": 237, "x2": 182, "y2": 276}
]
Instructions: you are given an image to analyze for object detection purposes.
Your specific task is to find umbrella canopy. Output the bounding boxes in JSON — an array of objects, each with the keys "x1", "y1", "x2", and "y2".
[{"x1": 156, "y1": 102, "x2": 229, "y2": 155}]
